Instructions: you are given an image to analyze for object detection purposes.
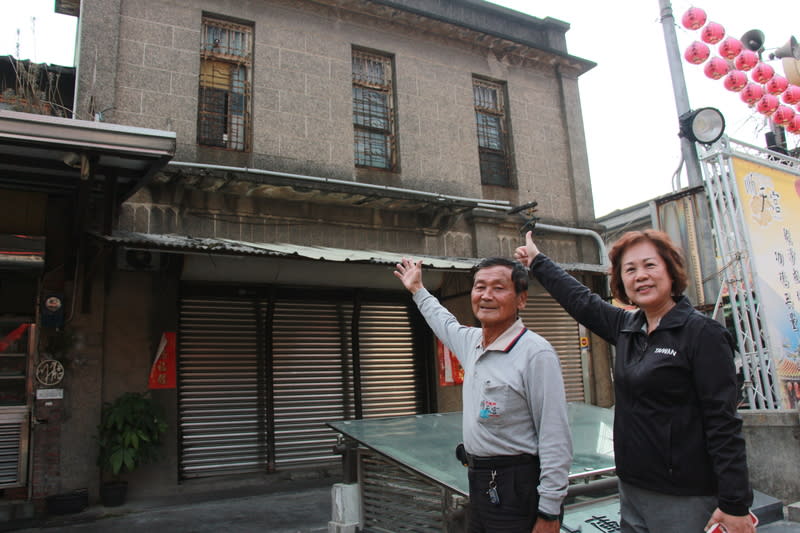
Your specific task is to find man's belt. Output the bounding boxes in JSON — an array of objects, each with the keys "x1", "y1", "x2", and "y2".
[{"x1": 464, "y1": 451, "x2": 538, "y2": 469}]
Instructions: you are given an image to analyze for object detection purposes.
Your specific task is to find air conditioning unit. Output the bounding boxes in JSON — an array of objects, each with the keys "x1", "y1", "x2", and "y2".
[{"x1": 117, "y1": 248, "x2": 163, "y2": 271}]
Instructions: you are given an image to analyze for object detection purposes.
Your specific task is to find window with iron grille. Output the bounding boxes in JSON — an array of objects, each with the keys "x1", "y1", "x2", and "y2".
[
  {"x1": 352, "y1": 49, "x2": 396, "y2": 170},
  {"x1": 198, "y1": 17, "x2": 252, "y2": 151},
  {"x1": 473, "y1": 78, "x2": 512, "y2": 186}
]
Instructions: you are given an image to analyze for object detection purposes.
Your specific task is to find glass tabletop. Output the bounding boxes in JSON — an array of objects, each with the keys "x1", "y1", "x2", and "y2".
[{"x1": 327, "y1": 402, "x2": 615, "y2": 496}]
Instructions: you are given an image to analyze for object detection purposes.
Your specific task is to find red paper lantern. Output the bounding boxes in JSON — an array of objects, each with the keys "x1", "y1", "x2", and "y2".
[
  {"x1": 772, "y1": 106, "x2": 795, "y2": 126},
  {"x1": 783, "y1": 85, "x2": 800, "y2": 105},
  {"x1": 765, "y1": 75, "x2": 789, "y2": 95},
  {"x1": 786, "y1": 114, "x2": 800, "y2": 135},
  {"x1": 681, "y1": 7, "x2": 707, "y2": 30},
  {"x1": 751, "y1": 63, "x2": 775, "y2": 84},
  {"x1": 718, "y1": 37, "x2": 743, "y2": 60},
  {"x1": 704, "y1": 57, "x2": 729, "y2": 80},
  {"x1": 723, "y1": 70, "x2": 748, "y2": 92},
  {"x1": 684, "y1": 41, "x2": 711, "y2": 64},
  {"x1": 700, "y1": 22, "x2": 725, "y2": 44},
  {"x1": 756, "y1": 94, "x2": 779, "y2": 115},
  {"x1": 734, "y1": 50, "x2": 759, "y2": 71},
  {"x1": 764, "y1": 74, "x2": 789, "y2": 96},
  {"x1": 740, "y1": 83, "x2": 764, "y2": 105}
]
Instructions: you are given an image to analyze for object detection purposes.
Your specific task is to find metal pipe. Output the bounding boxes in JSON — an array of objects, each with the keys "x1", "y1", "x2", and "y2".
[
  {"x1": 658, "y1": 0, "x2": 703, "y2": 187},
  {"x1": 536, "y1": 222, "x2": 608, "y2": 268},
  {"x1": 166, "y1": 161, "x2": 512, "y2": 210}
]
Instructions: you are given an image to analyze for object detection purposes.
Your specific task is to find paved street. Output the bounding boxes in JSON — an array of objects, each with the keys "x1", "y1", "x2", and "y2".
[
  {"x1": 9, "y1": 482, "x2": 331, "y2": 533},
  {"x1": 5, "y1": 478, "x2": 800, "y2": 533}
]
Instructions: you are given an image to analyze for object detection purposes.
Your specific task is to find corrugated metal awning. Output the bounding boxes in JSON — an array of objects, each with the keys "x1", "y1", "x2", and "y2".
[{"x1": 94, "y1": 231, "x2": 479, "y2": 270}]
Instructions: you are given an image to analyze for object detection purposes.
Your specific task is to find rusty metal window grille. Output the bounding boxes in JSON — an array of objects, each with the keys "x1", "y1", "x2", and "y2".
[
  {"x1": 352, "y1": 50, "x2": 396, "y2": 170},
  {"x1": 198, "y1": 18, "x2": 252, "y2": 151},
  {"x1": 473, "y1": 78, "x2": 511, "y2": 186}
]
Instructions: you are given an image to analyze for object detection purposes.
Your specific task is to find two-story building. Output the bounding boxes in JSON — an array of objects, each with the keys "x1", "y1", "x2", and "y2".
[{"x1": 0, "y1": 0, "x2": 611, "y2": 510}]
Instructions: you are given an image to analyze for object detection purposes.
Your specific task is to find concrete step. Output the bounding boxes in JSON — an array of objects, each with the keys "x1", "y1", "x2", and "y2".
[{"x1": 754, "y1": 489, "x2": 788, "y2": 525}]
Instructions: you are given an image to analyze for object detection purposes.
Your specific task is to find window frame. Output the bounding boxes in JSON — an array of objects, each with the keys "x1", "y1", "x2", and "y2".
[
  {"x1": 198, "y1": 16, "x2": 253, "y2": 152},
  {"x1": 473, "y1": 77, "x2": 514, "y2": 187},
  {"x1": 352, "y1": 48, "x2": 397, "y2": 171}
]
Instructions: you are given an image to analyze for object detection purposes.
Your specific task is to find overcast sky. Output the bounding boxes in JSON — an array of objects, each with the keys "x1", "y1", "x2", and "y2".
[{"x1": 2, "y1": 0, "x2": 798, "y2": 216}]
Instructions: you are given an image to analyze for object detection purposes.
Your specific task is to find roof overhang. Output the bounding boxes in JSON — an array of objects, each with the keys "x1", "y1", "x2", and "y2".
[
  {"x1": 94, "y1": 231, "x2": 479, "y2": 270},
  {"x1": 0, "y1": 110, "x2": 176, "y2": 200}
]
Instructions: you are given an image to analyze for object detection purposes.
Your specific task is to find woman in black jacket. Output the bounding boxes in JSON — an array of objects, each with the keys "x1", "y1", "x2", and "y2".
[{"x1": 514, "y1": 229, "x2": 755, "y2": 533}]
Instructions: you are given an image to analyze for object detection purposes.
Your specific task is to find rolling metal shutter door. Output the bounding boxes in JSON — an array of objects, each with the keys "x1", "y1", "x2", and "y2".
[
  {"x1": 179, "y1": 297, "x2": 267, "y2": 479},
  {"x1": 0, "y1": 408, "x2": 28, "y2": 487},
  {"x1": 520, "y1": 296, "x2": 585, "y2": 402},
  {"x1": 272, "y1": 300, "x2": 355, "y2": 467},
  {"x1": 358, "y1": 302, "x2": 421, "y2": 418},
  {"x1": 179, "y1": 292, "x2": 422, "y2": 478},
  {"x1": 272, "y1": 299, "x2": 421, "y2": 466}
]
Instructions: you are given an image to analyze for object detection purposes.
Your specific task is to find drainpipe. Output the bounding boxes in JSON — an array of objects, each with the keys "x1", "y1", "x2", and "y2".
[{"x1": 535, "y1": 222, "x2": 609, "y2": 269}]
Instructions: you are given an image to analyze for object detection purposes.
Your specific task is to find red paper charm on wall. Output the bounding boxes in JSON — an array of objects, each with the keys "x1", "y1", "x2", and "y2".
[
  {"x1": 437, "y1": 339, "x2": 463, "y2": 386},
  {"x1": 149, "y1": 332, "x2": 177, "y2": 389}
]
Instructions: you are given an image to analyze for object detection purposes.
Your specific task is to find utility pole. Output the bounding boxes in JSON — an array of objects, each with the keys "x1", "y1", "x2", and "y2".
[{"x1": 658, "y1": 0, "x2": 704, "y2": 187}]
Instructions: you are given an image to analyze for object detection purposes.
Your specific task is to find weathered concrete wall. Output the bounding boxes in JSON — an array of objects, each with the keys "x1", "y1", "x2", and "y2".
[
  {"x1": 741, "y1": 409, "x2": 800, "y2": 505},
  {"x1": 79, "y1": 0, "x2": 595, "y2": 229}
]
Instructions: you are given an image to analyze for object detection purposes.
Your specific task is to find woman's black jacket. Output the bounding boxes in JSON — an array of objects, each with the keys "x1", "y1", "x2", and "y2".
[{"x1": 529, "y1": 254, "x2": 752, "y2": 516}]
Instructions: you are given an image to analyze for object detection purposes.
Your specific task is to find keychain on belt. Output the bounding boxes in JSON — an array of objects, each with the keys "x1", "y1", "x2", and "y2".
[{"x1": 486, "y1": 469, "x2": 500, "y2": 506}]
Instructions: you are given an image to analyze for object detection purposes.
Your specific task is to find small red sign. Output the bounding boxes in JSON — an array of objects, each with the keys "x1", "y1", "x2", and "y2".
[
  {"x1": 437, "y1": 339, "x2": 464, "y2": 386},
  {"x1": 148, "y1": 332, "x2": 176, "y2": 389}
]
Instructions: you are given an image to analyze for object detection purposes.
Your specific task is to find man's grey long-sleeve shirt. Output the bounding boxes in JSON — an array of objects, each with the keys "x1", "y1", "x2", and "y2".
[{"x1": 413, "y1": 288, "x2": 572, "y2": 515}]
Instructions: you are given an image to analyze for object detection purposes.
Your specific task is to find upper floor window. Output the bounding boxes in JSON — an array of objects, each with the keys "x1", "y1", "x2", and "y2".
[
  {"x1": 198, "y1": 17, "x2": 252, "y2": 151},
  {"x1": 352, "y1": 49, "x2": 396, "y2": 170},
  {"x1": 473, "y1": 78, "x2": 512, "y2": 186}
]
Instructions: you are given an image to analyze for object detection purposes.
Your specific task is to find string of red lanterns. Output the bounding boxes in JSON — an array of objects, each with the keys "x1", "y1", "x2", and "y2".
[{"x1": 681, "y1": 6, "x2": 800, "y2": 135}]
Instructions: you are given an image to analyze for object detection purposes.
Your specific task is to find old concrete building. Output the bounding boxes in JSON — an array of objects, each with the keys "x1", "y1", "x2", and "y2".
[{"x1": 0, "y1": 0, "x2": 610, "y2": 510}]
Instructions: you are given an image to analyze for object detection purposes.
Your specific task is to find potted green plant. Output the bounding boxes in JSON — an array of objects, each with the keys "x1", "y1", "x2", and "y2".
[{"x1": 95, "y1": 392, "x2": 167, "y2": 506}]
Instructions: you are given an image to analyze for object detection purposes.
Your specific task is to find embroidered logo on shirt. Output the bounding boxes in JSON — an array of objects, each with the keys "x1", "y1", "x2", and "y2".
[
  {"x1": 479, "y1": 400, "x2": 500, "y2": 419},
  {"x1": 654, "y1": 347, "x2": 677, "y2": 357}
]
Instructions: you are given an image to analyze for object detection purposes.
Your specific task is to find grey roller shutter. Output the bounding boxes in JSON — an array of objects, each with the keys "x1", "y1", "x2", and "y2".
[
  {"x1": 272, "y1": 299, "x2": 355, "y2": 467},
  {"x1": 178, "y1": 290, "x2": 424, "y2": 479},
  {"x1": 0, "y1": 408, "x2": 28, "y2": 487},
  {"x1": 358, "y1": 302, "x2": 421, "y2": 418},
  {"x1": 520, "y1": 296, "x2": 585, "y2": 402},
  {"x1": 178, "y1": 297, "x2": 268, "y2": 479}
]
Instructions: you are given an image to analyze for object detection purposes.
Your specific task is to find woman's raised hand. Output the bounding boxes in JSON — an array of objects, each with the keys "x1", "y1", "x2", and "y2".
[{"x1": 514, "y1": 230, "x2": 541, "y2": 267}]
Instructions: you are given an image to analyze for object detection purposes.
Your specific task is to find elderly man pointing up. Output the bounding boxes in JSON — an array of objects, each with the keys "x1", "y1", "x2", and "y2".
[{"x1": 394, "y1": 256, "x2": 572, "y2": 533}]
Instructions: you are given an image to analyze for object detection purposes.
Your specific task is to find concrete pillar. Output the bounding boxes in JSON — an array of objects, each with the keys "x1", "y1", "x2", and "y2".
[{"x1": 328, "y1": 482, "x2": 361, "y2": 533}]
